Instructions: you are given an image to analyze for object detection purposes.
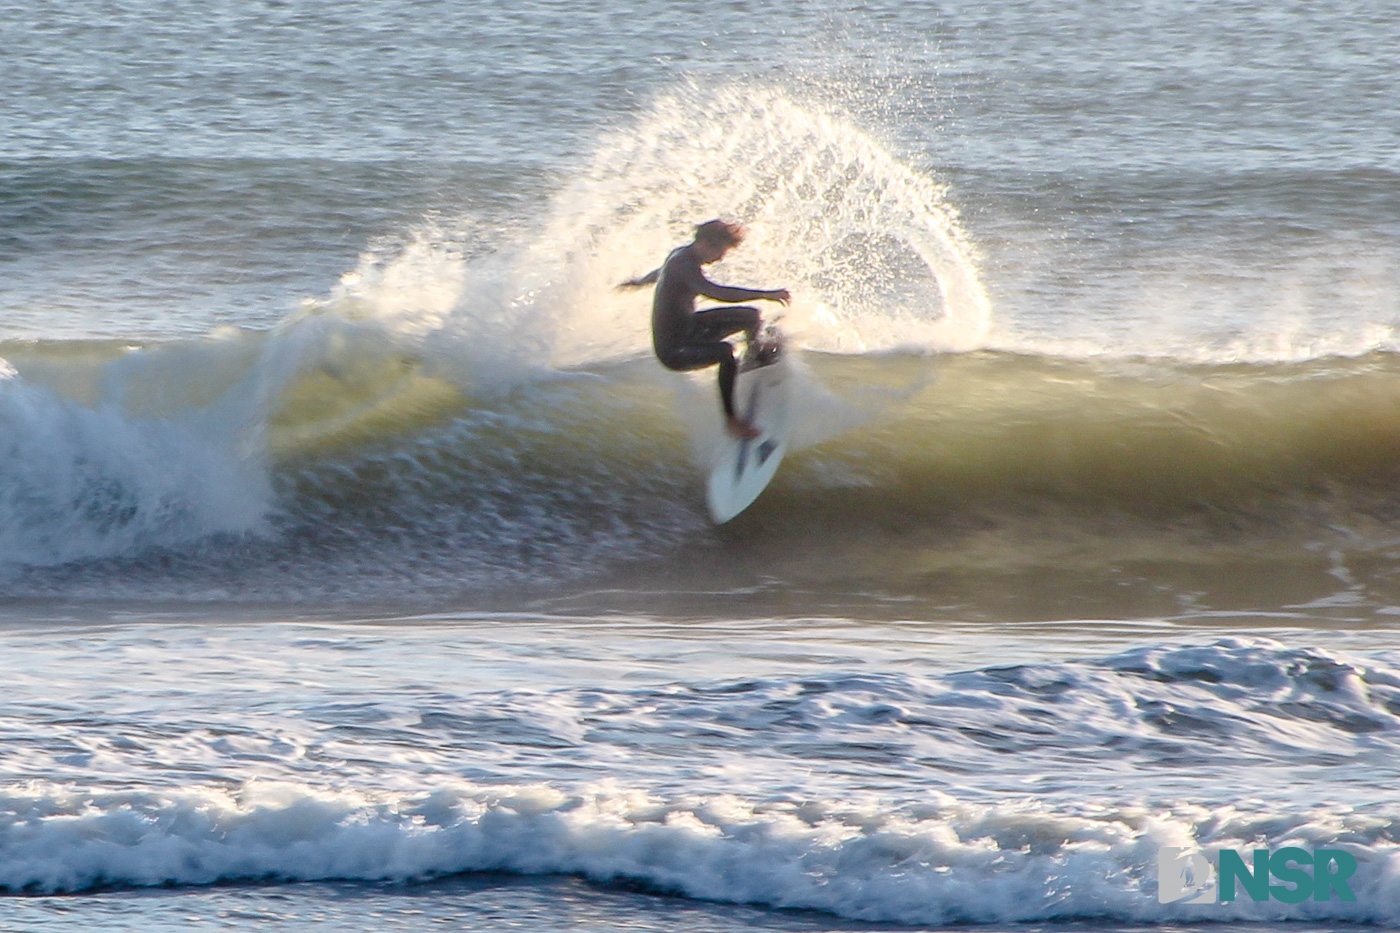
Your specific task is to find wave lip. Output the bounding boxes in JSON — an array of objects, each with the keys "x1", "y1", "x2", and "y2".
[{"x1": 0, "y1": 781, "x2": 1394, "y2": 925}]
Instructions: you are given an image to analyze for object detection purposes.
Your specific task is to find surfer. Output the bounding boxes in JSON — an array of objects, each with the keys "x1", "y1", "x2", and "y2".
[{"x1": 619, "y1": 220, "x2": 790, "y2": 439}]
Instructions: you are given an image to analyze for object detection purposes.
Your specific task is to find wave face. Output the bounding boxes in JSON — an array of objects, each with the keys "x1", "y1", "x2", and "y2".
[
  {"x1": 9, "y1": 334, "x2": 1400, "y2": 612},
  {"x1": 1, "y1": 637, "x2": 1398, "y2": 925}
]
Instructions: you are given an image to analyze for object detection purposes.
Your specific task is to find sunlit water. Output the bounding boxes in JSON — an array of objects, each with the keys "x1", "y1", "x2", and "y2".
[{"x1": 3, "y1": 1, "x2": 1400, "y2": 929}]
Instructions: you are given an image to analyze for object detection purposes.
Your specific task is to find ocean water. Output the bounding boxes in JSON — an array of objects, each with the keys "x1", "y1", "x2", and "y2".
[{"x1": 4, "y1": 1, "x2": 1400, "y2": 929}]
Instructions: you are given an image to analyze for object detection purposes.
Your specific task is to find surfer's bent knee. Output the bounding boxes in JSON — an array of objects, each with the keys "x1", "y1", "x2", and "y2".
[{"x1": 656, "y1": 341, "x2": 735, "y2": 374}]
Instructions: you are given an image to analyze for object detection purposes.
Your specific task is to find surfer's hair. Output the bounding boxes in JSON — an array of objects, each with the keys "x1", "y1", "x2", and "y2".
[{"x1": 694, "y1": 219, "x2": 745, "y2": 248}]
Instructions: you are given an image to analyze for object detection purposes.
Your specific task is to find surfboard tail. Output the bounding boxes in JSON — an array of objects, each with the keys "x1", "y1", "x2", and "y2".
[{"x1": 706, "y1": 353, "x2": 792, "y2": 523}]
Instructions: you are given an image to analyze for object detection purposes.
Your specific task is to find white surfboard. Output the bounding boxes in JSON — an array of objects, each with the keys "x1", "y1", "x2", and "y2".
[{"x1": 705, "y1": 346, "x2": 792, "y2": 524}]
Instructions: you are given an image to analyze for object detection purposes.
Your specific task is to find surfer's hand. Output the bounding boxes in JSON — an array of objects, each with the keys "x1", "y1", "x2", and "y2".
[
  {"x1": 616, "y1": 269, "x2": 660, "y2": 290},
  {"x1": 768, "y1": 288, "x2": 791, "y2": 306}
]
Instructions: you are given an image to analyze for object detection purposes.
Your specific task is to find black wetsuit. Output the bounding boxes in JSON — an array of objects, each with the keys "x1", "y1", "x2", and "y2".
[{"x1": 650, "y1": 245, "x2": 760, "y2": 419}]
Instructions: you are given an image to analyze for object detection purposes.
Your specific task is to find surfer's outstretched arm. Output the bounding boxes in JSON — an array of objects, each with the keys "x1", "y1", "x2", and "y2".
[
  {"x1": 616, "y1": 269, "x2": 659, "y2": 290},
  {"x1": 697, "y1": 279, "x2": 791, "y2": 306}
]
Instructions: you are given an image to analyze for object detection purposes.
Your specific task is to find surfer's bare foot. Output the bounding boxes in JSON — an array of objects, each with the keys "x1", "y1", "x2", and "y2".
[{"x1": 727, "y1": 416, "x2": 761, "y2": 439}]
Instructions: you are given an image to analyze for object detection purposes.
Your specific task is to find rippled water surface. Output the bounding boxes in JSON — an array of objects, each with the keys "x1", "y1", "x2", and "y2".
[{"x1": 3, "y1": 0, "x2": 1399, "y2": 929}]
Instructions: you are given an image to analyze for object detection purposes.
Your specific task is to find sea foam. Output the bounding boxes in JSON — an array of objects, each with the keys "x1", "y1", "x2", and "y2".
[
  {"x1": 1, "y1": 780, "x2": 1397, "y2": 924},
  {"x1": 0, "y1": 357, "x2": 269, "y2": 569}
]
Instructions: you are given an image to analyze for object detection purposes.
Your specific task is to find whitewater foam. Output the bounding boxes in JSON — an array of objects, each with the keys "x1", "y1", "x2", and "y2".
[
  {"x1": 1, "y1": 780, "x2": 1395, "y2": 925},
  {"x1": 0, "y1": 356, "x2": 269, "y2": 569},
  {"x1": 3, "y1": 622, "x2": 1400, "y2": 921}
]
